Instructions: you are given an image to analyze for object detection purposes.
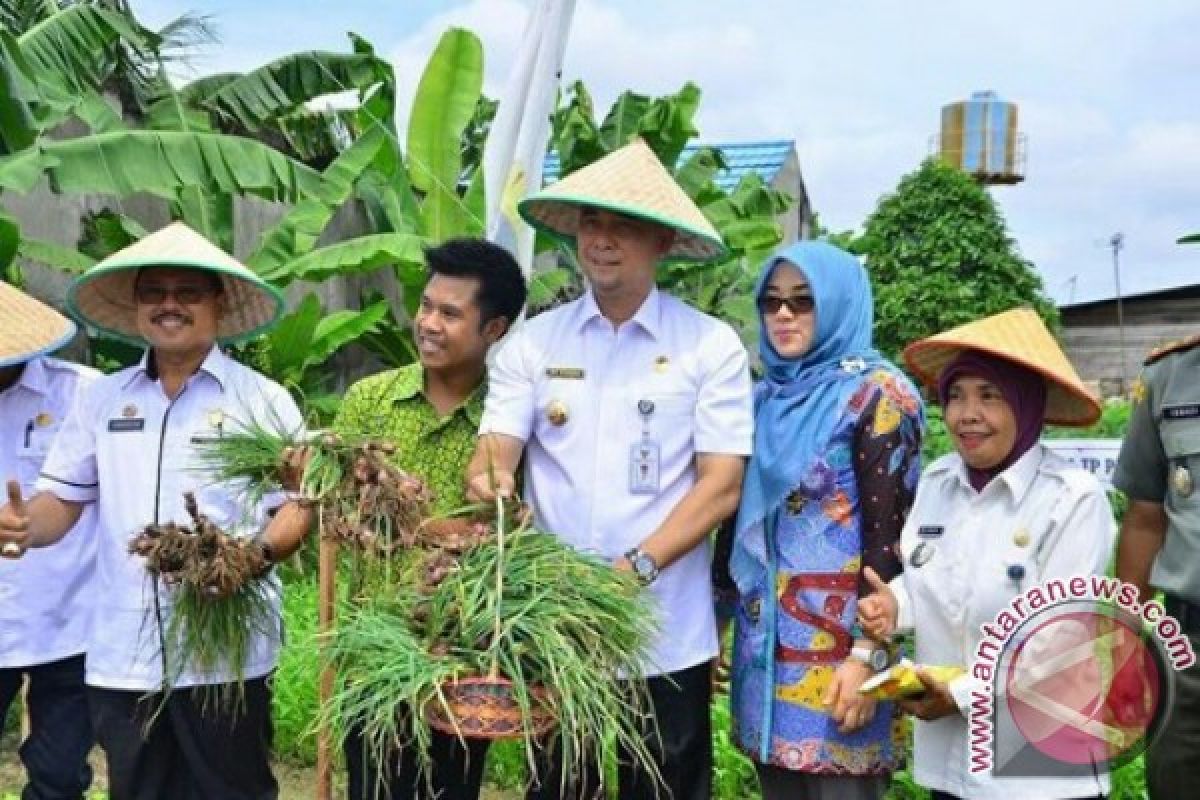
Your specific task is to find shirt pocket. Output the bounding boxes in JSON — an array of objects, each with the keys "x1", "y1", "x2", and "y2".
[
  {"x1": 633, "y1": 390, "x2": 695, "y2": 441},
  {"x1": 15, "y1": 425, "x2": 61, "y2": 491},
  {"x1": 1161, "y1": 423, "x2": 1200, "y2": 507}
]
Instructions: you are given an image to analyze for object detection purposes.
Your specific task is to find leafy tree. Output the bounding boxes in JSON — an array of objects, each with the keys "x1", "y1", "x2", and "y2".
[{"x1": 852, "y1": 158, "x2": 1057, "y2": 360}]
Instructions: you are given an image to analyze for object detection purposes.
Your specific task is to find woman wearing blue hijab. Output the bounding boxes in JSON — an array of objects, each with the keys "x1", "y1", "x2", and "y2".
[{"x1": 714, "y1": 241, "x2": 924, "y2": 799}]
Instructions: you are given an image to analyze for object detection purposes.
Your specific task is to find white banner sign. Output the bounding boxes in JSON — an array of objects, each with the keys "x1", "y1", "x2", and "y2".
[{"x1": 1042, "y1": 439, "x2": 1123, "y2": 490}]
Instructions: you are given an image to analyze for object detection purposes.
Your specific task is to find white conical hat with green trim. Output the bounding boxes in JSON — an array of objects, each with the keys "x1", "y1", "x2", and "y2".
[
  {"x1": 519, "y1": 138, "x2": 727, "y2": 263},
  {"x1": 68, "y1": 222, "x2": 283, "y2": 345},
  {"x1": 0, "y1": 282, "x2": 76, "y2": 368}
]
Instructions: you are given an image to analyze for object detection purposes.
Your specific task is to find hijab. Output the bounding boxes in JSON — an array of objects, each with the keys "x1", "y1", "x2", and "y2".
[
  {"x1": 730, "y1": 241, "x2": 888, "y2": 594},
  {"x1": 937, "y1": 350, "x2": 1047, "y2": 491}
]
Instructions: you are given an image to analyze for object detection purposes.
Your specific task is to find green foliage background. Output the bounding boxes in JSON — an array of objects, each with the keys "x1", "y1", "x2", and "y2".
[{"x1": 848, "y1": 158, "x2": 1059, "y2": 363}]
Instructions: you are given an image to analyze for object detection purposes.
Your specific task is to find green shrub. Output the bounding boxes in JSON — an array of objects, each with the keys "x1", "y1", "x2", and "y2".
[{"x1": 273, "y1": 569, "x2": 321, "y2": 765}]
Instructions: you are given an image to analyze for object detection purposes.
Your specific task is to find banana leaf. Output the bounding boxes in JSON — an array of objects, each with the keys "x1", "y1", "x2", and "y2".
[
  {"x1": 18, "y1": 4, "x2": 155, "y2": 96},
  {"x1": 263, "y1": 232, "x2": 426, "y2": 284},
  {"x1": 407, "y1": 27, "x2": 483, "y2": 241},
  {"x1": 310, "y1": 298, "x2": 388, "y2": 366},
  {"x1": 0, "y1": 31, "x2": 38, "y2": 152},
  {"x1": 638, "y1": 82, "x2": 701, "y2": 169},
  {"x1": 0, "y1": 130, "x2": 322, "y2": 203},
  {"x1": 248, "y1": 124, "x2": 394, "y2": 282},
  {"x1": 264, "y1": 293, "x2": 322, "y2": 379},
  {"x1": 173, "y1": 187, "x2": 234, "y2": 251},
  {"x1": 674, "y1": 146, "x2": 726, "y2": 201},
  {"x1": 187, "y1": 50, "x2": 394, "y2": 135},
  {"x1": 17, "y1": 236, "x2": 96, "y2": 274},
  {"x1": 597, "y1": 90, "x2": 650, "y2": 152},
  {"x1": 0, "y1": 0, "x2": 61, "y2": 34},
  {"x1": 0, "y1": 210, "x2": 17, "y2": 283}
]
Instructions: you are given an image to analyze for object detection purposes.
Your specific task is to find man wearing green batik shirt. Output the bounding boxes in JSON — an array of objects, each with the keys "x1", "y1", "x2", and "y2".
[{"x1": 333, "y1": 238, "x2": 526, "y2": 799}]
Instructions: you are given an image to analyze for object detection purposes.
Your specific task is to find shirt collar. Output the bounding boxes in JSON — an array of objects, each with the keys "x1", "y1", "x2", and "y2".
[
  {"x1": 12, "y1": 356, "x2": 50, "y2": 396},
  {"x1": 395, "y1": 363, "x2": 486, "y2": 426},
  {"x1": 122, "y1": 345, "x2": 229, "y2": 392},
  {"x1": 574, "y1": 287, "x2": 662, "y2": 340},
  {"x1": 950, "y1": 444, "x2": 1043, "y2": 504}
]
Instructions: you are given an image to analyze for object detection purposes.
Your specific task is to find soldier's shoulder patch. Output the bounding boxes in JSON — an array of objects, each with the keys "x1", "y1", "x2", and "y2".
[{"x1": 1145, "y1": 333, "x2": 1200, "y2": 366}]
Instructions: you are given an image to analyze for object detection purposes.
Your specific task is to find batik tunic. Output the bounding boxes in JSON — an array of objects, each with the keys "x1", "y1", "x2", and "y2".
[{"x1": 726, "y1": 367, "x2": 922, "y2": 773}]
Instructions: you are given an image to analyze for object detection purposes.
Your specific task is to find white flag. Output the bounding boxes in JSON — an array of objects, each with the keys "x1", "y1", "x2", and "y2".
[{"x1": 483, "y1": 0, "x2": 577, "y2": 276}]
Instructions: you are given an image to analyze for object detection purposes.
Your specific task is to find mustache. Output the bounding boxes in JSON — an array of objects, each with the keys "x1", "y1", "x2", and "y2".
[{"x1": 151, "y1": 311, "x2": 192, "y2": 325}]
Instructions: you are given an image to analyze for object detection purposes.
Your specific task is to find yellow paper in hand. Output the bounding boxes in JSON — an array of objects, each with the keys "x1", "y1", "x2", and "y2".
[{"x1": 858, "y1": 658, "x2": 966, "y2": 700}]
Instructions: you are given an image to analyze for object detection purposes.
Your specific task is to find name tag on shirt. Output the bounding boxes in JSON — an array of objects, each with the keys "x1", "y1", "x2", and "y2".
[
  {"x1": 918, "y1": 525, "x2": 944, "y2": 539},
  {"x1": 1163, "y1": 403, "x2": 1200, "y2": 420},
  {"x1": 545, "y1": 367, "x2": 585, "y2": 380},
  {"x1": 107, "y1": 418, "x2": 146, "y2": 433}
]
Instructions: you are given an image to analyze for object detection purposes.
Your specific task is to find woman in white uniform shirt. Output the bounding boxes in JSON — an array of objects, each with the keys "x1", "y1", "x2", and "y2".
[{"x1": 859, "y1": 309, "x2": 1116, "y2": 800}]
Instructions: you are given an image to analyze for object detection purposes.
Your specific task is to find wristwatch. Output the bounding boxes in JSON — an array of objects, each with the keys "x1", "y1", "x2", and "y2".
[
  {"x1": 850, "y1": 644, "x2": 891, "y2": 672},
  {"x1": 624, "y1": 547, "x2": 660, "y2": 585}
]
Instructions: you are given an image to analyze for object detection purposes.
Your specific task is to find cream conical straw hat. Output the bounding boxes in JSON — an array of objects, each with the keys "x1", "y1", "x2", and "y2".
[
  {"x1": 68, "y1": 222, "x2": 283, "y2": 345},
  {"x1": 0, "y1": 282, "x2": 76, "y2": 368},
  {"x1": 903, "y1": 307, "x2": 1101, "y2": 427},
  {"x1": 518, "y1": 138, "x2": 727, "y2": 263}
]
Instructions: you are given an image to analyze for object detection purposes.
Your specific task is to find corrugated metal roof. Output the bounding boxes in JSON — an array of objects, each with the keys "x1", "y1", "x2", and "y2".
[{"x1": 542, "y1": 140, "x2": 794, "y2": 192}]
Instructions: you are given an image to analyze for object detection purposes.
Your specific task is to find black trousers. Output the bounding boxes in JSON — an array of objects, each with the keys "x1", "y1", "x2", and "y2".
[
  {"x1": 1147, "y1": 628, "x2": 1200, "y2": 799},
  {"x1": 0, "y1": 654, "x2": 94, "y2": 800},
  {"x1": 344, "y1": 708, "x2": 490, "y2": 800},
  {"x1": 526, "y1": 660, "x2": 713, "y2": 800},
  {"x1": 88, "y1": 678, "x2": 277, "y2": 800}
]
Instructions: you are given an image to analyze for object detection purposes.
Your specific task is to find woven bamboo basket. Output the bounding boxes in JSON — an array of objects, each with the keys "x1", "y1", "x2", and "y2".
[{"x1": 426, "y1": 675, "x2": 556, "y2": 740}]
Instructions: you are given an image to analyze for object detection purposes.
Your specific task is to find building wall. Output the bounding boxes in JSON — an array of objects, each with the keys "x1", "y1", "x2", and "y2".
[
  {"x1": 770, "y1": 149, "x2": 813, "y2": 241},
  {"x1": 1061, "y1": 291, "x2": 1200, "y2": 397}
]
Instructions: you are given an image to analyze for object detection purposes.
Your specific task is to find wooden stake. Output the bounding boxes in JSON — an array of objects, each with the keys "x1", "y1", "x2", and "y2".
[{"x1": 315, "y1": 524, "x2": 337, "y2": 800}]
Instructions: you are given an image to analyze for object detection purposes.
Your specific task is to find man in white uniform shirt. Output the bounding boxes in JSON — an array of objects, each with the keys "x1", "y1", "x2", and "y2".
[
  {"x1": 0, "y1": 283, "x2": 98, "y2": 800},
  {"x1": 0, "y1": 224, "x2": 314, "y2": 800},
  {"x1": 466, "y1": 138, "x2": 754, "y2": 800}
]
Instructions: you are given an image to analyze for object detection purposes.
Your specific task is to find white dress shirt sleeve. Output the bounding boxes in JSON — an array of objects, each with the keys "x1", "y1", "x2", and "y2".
[
  {"x1": 892, "y1": 571, "x2": 916, "y2": 633},
  {"x1": 947, "y1": 672, "x2": 983, "y2": 715},
  {"x1": 36, "y1": 381, "x2": 99, "y2": 504},
  {"x1": 479, "y1": 328, "x2": 535, "y2": 442},
  {"x1": 694, "y1": 324, "x2": 753, "y2": 455}
]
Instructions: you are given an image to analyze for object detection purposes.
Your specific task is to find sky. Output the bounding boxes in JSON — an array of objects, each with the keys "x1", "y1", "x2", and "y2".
[{"x1": 134, "y1": 0, "x2": 1200, "y2": 306}]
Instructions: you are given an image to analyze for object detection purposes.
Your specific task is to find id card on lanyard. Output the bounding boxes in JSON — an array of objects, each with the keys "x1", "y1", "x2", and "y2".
[{"x1": 630, "y1": 398, "x2": 661, "y2": 495}]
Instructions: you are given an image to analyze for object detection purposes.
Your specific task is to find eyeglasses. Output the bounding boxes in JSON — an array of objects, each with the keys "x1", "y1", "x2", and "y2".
[
  {"x1": 134, "y1": 285, "x2": 219, "y2": 305},
  {"x1": 757, "y1": 295, "x2": 815, "y2": 316}
]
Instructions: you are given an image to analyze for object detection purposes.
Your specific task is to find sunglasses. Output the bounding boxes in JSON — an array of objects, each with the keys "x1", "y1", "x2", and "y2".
[
  {"x1": 134, "y1": 285, "x2": 219, "y2": 306},
  {"x1": 757, "y1": 295, "x2": 815, "y2": 316}
]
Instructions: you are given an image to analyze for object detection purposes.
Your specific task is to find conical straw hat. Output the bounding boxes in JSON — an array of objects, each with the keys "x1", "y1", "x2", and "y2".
[
  {"x1": 903, "y1": 307, "x2": 1101, "y2": 427},
  {"x1": 519, "y1": 138, "x2": 727, "y2": 263},
  {"x1": 0, "y1": 282, "x2": 76, "y2": 368},
  {"x1": 68, "y1": 222, "x2": 283, "y2": 346}
]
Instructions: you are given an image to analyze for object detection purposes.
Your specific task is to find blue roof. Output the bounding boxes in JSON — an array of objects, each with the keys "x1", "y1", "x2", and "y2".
[{"x1": 542, "y1": 139, "x2": 794, "y2": 193}]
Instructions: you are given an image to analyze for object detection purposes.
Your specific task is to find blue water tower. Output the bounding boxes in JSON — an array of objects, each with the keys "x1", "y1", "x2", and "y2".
[{"x1": 938, "y1": 90, "x2": 1026, "y2": 185}]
